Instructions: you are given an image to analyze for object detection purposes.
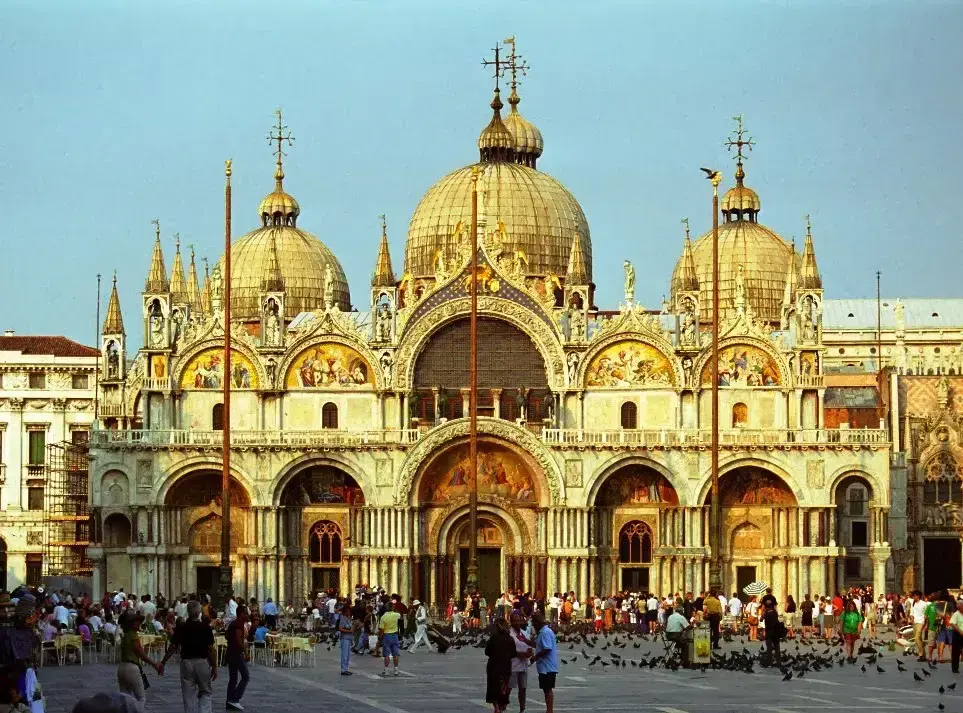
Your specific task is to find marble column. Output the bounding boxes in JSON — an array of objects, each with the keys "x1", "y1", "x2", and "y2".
[
  {"x1": 429, "y1": 557, "x2": 438, "y2": 606},
  {"x1": 828, "y1": 557, "x2": 837, "y2": 594},
  {"x1": 523, "y1": 558, "x2": 531, "y2": 593},
  {"x1": 278, "y1": 556, "x2": 287, "y2": 605},
  {"x1": 579, "y1": 558, "x2": 588, "y2": 598},
  {"x1": 559, "y1": 558, "x2": 569, "y2": 594}
]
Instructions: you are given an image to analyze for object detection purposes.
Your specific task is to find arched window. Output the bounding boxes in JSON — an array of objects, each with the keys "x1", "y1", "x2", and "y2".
[
  {"x1": 619, "y1": 521, "x2": 652, "y2": 564},
  {"x1": 321, "y1": 402, "x2": 338, "y2": 429},
  {"x1": 309, "y1": 521, "x2": 343, "y2": 564},
  {"x1": 732, "y1": 402, "x2": 748, "y2": 428},
  {"x1": 923, "y1": 453, "x2": 963, "y2": 504},
  {"x1": 212, "y1": 403, "x2": 224, "y2": 430},
  {"x1": 620, "y1": 401, "x2": 638, "y2": 430}
]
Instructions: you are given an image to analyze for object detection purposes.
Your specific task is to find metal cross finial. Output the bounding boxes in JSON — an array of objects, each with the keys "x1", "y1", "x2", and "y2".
[
  {"x1": 725, "y1": 114, "x2": 755, "y2": 162},
  {"x1": 202, "y1": 256, "x2": 209, "y2": 275},
  {"x1": 174, "y1": 232, "x2": 180, "y2": 250},
  {"x1": 267, "y1": 108, "x2": 295, "y2": 167},
  {"x1": 151, "y1": 218, "x2": 160, "y2": 239},
  {"x1": 804, "y1": 213, "x2": 812, "y2": 237},
  {"x1": 502, "y1": 36, "x2": 529, "y2": 89},
  {"x1": 681, "y1": 217, "x2": 690, "y2": 239},
  {"x1": 187, "y1": 243, "x2": 195, "y2": 260},
  {"x1": 378, "y1": 213, "x2": 386, "y2": 234},
  {"x1": 482, "y1": 43, "x2": 509, "y2": 91}
]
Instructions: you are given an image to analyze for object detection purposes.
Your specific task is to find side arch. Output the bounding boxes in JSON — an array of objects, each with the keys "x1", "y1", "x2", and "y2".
[
  {"x1": 827, "y1": 466, "x2": 887, "y2": 507},
  {"x1": 170, "y1": 337, "x2": 267, "y2": 391},
  {"x1": 577, "y1": 332, "x2": 682, "y2": 389},
  {"x1": 433, "y1": 502, "x2": 527, "y2": 557},
  {"x1": 277, "y1": 333, "x2": 384, "y2": 391},
  {"x1": 396, "y1": 417, "x2": 565, "y2": 506},
  {"x1": 269, "y1": 452, "x2": 373, "y2": 507},
  {"x1": 695, "y1": 455, "x2": 806, "y2": 506},
  {"x1": 154, "y1": 456, "x2": 261, "y2": 506},
  {"x1": 692, "y1": 335, "x2": 790, "y2": 389},
  {"x1": 585, "y1": 454, "x2": 688, "y2": 507}
]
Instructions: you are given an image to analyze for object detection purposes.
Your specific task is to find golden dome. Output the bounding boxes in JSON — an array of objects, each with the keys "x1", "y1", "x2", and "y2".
[
  {"x1": 721, "y1": 184, "x2": 761, "y2": 213},
  {"x1": 504, "y1": 87, "x2": 543, "y2": 164},
  {"x1": 217, "y1": 225, "x2": 350, "y2": 320},
  {"x1": 405, "y1": 161, "x2": 591, "y2": 280},
  {"x1": 258, "y1": 164, "x2": 301, "y2": 226},
  {"x1": 671, "y1": 219, "x2": 800, "y2": 324},
  {"x1": 477, "y1": 89, "x2": 516, "y2": 154}
]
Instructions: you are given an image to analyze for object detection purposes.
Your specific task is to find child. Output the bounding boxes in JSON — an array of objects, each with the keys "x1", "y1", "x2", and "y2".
[{"x1": 452, "y1": 608, "x2": 463, "y2": 635}]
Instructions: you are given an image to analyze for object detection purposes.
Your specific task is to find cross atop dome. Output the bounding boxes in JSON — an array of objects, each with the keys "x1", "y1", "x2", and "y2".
[
  {"x1": 267, "y1": 108, "x2": 295, "y2": 187},
  {"x1": 726, "y1": 114, "x2": 755, "y2": 168}
]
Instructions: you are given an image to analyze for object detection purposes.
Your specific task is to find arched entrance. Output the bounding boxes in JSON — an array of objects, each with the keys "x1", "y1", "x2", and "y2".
[
  {"x1": 707, "y1": 466, "x2": 797, "y2": 598},
  {"x1": 919, "y1": 453, "x2": 963, "y2": 592},
  {"x1": 165, "y1": 470, "x2": 251, "y2": 594},
  {"x1": 278, "y1": 464, "x2": 364, "y2": 599},
  {"x1": 834, "y1": 473, "x2": 874, "y2": 589},
  {"x1": 416, "y1": 437, "x2": 542, "y2": 605},
  {"x1": 593, "y1": 463, "x2": 679, "y2": 595}
]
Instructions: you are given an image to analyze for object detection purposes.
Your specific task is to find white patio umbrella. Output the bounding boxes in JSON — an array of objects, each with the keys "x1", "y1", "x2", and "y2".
[{"x1": 742, "y1": 581, "x2": 769, "y2": 596}]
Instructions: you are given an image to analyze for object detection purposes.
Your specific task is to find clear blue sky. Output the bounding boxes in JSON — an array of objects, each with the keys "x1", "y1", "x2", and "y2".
[{"x1": 2, "y1": 1, "x2": 961, "y2": 347}]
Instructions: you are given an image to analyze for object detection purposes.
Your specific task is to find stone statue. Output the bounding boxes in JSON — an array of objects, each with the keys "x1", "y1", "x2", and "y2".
[
  {"x1": 106, "y1": 343, "x2": 120, "y2": 379},
  {"x1": 380, "y1": 352, "x2": 393, "y2": 388},
  {"x1": 437, "y1": 388, "x2": 448, "y2": 418},
  {"x1": 623, "y1": 260, "x2": 635, "y2": 303},
  {"x1": 515, "y1": 387, "x2": 527, "y2": 420},
  {"x1": 682, "y1": 356, "x2": 694, "y2": 387},
  {"x1": 543, "y1": 390, "x2": 555, "y2": 423},
  {"x1": 149, "y1": 312, "x2": 165, "y2": 348},
  {"x1": 210, "y1": 265, "x2": 223, "y2": 312},
  {"x1": 801, "y1": 295, "x2": 816, "y2": 342},
  {"x1": 894, "y1": 298, "x2": 906, "y2": 335},
  {"x1": 680, "y1": 301, "x2": 696, "y2": 347},
  {"x1": 569, "y1": 308, "x2": 586, "y2": 342},
  {"x1": 377, "y1": 302, "x2": 392, "y2": 342},
  {"x1": 734, "y1": 264, "x2": 746, "y2": 314},
  {"x1": 266, "y1": 358, "x2": 277, "y2": 386},
  {"x1": 170, "y1": 308, "x2": 184, "y2": 346},
  {"x1": 938, "y1": 375, "x2": 950, "y2": 406},
  {"x1": 407, "y1": 391, "x2": 418, "y2": 421},
  {"x1": 567, "y1": 352, "x2": 580, "y2": 384},
  {"x1": 323, "y1": 263, "x2": 335, "y2": 310},
  {"x1": 264, "y1": 299, "x2": 281, "y2": 346}
]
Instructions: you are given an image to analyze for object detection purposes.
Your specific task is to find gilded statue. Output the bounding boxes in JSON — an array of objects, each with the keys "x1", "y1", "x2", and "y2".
[
  {"x1": 569, "y1": 307, "x2": 586, "y2": 342},
  {"x1": 323, "y1": 263, "x2": 335, "y2": 310},
  {"x1": 623, "y1": 260, "x2": 635, "y2": 303}
]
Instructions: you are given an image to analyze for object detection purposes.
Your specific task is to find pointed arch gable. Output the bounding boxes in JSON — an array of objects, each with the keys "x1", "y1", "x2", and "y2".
[
  {"x1": 586, "y1": 455, "x2": 688, "y2": 507},
  {"x1": 693, "y1": 336, "x2": 788, "y2": 388},
  {"x1": 277, "y1": 334, "x2": 382, "y2": 391},
  {"x1": 695, "y1": 455, "x2": 806, "y2": 506},
  {"x1": 171, "y1": 338, "x2": 265, "y2": 391}
]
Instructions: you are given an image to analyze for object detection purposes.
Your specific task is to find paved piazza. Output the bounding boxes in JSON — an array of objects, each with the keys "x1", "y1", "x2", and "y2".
[{"x1": 38, "y1": 636, "x2": 960, "y2": 713}]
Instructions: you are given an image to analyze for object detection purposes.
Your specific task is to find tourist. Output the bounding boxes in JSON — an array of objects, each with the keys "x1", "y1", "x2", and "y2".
[
  {"x1": 530, "y1": 613, "x2": 558, "y2": 713},
  {"x1": 548, "y1": 593, "x2": 560, "y2": 627},
  {"x1": 452, "y1": 607, "x2": 464, "y2": 635},
  {"x1": 912, "y1": 591, "x2": 929, "y2": 660},
  {"x1": 116, "y1": 611, "x2": 163, "y2": 706},
  {"x1": 646, "y1": 593, "x2": 658, "y2": 633},
  {"x1": 485, "y1": 618, "x2": 516, "y2": 713},
  {"x1": 224, "y1": 605, "x2": 250, "y2": 711},
  {"x1": 948, "y1": 598, "x2": 963, "y2": 673},
  {"x1": 926, "y1": 593, "x2": 952, "y2": 667},
  {"x1": 664, "y1": 606, "x2": 689, "y2": 658},
  {"x1": 326, "y1": 595, "x2": 338, "y2": 628},
  {"x1": 508, "y1": 613, "x2": 533, "y2": 713},
  {"x1": 160, "y1": 600, "x2": 216, "y2": 713},
  {"x1": 822, "y1": 597, "x2": 835, "y2": 638},
  {"x1": 336, "y1": 602, "x2": 354, "y2": 675},
  {"x1": 262, "y1": 598, "x2": 278, "y2": 629},
  {"x1": 52, "y1": 601, "x2": 69, "y2": 629},
  {"x1": 761, "y1": 600, "x2": 784, "y2": 667},
  {"x1": 408, "y1": 600, "x2": 431, "y2": 653},
  {"x1": 840, "y1": 599, "x2": 863, "y2": 661},
  {"x1": 727, "y1": 593, "x2": 742, "y2": 621},
  {"x1": 784, "y1": 595, "x2": 797, "y2": 639},
  {"x1": 800, "y1": 594, "x2": 814, "y2": 637},
  {"x1": 378, "y1": 597, "x2": 402, "y2": 676},
  {"x1": 745, "y1": 595, "x2": 760, "y2": 642},
  {"x1": 703, "y1": 590, "x2": 723, "y2": 649}
]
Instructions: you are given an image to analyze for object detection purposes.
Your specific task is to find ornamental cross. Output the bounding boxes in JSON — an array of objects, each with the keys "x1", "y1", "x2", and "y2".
[
  {"x1": 151, "y1": 218, "x2": 160, "y2": 239},
  {"x1": 725, "y1": 114, "x2": 755, "y2": 161},
  {"x1": 482, "y1": 43, "x2": 509, "y2": 90},
  {"x1": 502, "y1": 36, "x2": 529, "y2": 88},
  {"x1": 379, "y1": 213, "x2": 386, "y2": 233},
  {"x1": 681, "y1": 217, "x2": 690, "y2": 239},
  {"x1": 804, "y1": 213, "x2": 812, "y2": 236},
  {"x1": 267, "y1": 108, "x2": 295, "y2": 163}
]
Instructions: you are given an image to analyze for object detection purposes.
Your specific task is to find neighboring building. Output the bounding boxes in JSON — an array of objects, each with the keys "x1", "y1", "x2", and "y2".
[
  {"x1": 86, "y1": 43, "x2": 916, "y2": 606},
  {"x1": 0, "y1": 332, "x2": 99, "y2": 589}
]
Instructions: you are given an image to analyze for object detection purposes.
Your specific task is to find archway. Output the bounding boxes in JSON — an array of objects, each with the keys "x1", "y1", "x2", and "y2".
[
  {"x1": 452, "y1": 516, "x2": 505, "y2": 605},
  {"x1": 920, "y1": 453, "x2": 963, "y2": 592},
  {"x1": 834, "y1": 473, "x2": 874, "y2": 588},
  {"x1": 412, "y1": 317, "x2": 549, "y2": 425},
  {"x1": 618, "y1": 521, "x2": 653, "y2": 591},
  {"x1": 103, "y1": 513, "x2": 132, "y2": 547},
  {"x1": 308, "y1": 520, "x2": 343, "y2": 595}
]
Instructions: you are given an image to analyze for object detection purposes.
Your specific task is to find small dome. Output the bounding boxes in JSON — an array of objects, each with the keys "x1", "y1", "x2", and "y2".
[
  {"x1": 258, "y1": 165, "x2": 300, "y2": 227},
  {"x1": 477, "y1": 88, "x2": 516, "y2": 155},
  {"x1": 721, "y1": 184, "x2": 760, "y2": 213},
  {"x1": 504, "y1": 87, "x2": 544, "y2": 163}
]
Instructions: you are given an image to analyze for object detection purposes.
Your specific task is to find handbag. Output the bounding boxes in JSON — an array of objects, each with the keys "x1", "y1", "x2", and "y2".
[{"x1": 139, "y1": 665, "x2": 150, "y2": 691}]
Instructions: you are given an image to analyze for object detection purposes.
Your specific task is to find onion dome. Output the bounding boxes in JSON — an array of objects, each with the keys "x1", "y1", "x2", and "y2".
[
  {"x1": 145, "y1": 220, "x2": 169, "y2": 293},
  {"x1": 405, "y1": 83, "x2": 590, "y2": 281},
  {"x1": 258, "y1": 162, "x2": 301, "y2": 228},
  {"x1": 721, "y1": 162, "x2": 762, "y2": 218},
  {"x1": 503, "y1": 86, "x2": 543, "y2": 168},
  {"x1": 102, "y1": 273, "x2": 125, "y2": 335}
]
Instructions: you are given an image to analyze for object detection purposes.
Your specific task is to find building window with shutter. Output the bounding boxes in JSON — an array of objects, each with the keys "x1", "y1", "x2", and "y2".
[
  {"x1": 28, "y1": 431, "x2": 45, "y2": 465},
  {"x1": 620, "y1": 402, "x2": 638, "y2": 430},
  {"x1": 25, "y1": 554, "x2": 43, "y2": 586},
  {"x1": 27, "y1": 487, "x2": 44, "y2": 511},
  {"x1": 212, "y1": 404, "x2": 224, "y2": 431}
]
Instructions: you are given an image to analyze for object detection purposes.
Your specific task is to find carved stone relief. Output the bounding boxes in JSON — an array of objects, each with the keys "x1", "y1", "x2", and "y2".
[
  {"x1": 136, "y1": 460, "x2": 152, "y2": 491},
  {"x1": 806, "y1": 459, "x2": 825, "y2": 489},
  {"x1": 564, "y1": 459, "x2": 583, "y2": 488}
]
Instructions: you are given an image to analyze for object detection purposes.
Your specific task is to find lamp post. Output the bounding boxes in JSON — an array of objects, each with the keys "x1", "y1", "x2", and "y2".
[{"x1": 705, "y1": 168, "x2": 724, "y2": 594}]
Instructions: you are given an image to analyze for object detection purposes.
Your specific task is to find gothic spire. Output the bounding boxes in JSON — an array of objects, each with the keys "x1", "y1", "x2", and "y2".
[
  {"x1": 200, "y1": 257, "x2": 213, "y2": 315},
  {"x1": 261, "y1": 232, "x2": 285, "y2": 292},
  {"x1": 677, "y1": 219, "x2": 699, "y2": 292},
  {"x1": 186, "y1": 245, "x2": 202, "y2": 312},
  {"x1": 800, "y1": 215, "x2": 822, "y2": 289},
  {"x1": 566, "y1": 233, "x2": 588, "y2": 285},
  {"x1": 145, "y1": 219, "x2": 169, "y2": 293},
  {"x1": 782, "y1": 239, "x2": 799, "y2": 307},
  {"x1": 371, "y1": 214, "x2": 396, "y2": 287},
  {"x1": 102, "y1": 272, "x2": 125, "y2": 336},
  {"x1": 169, "y1": 234, "x2": 188, "y2": 304}
]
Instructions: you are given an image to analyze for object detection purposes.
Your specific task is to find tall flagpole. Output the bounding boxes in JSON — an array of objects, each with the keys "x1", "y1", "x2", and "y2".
[
  {"x1": 707, "y1": 169, "x2": 723, "y2": 594},
  {"x1": 94, "y1": 273, "x2": 101, "y2": 422},
  {"x1": 219, "y1": 158, "x2": 233, "y2": 607},
  {"x1": 467, "y1": 165, "x2": 480, "y2": 594}
]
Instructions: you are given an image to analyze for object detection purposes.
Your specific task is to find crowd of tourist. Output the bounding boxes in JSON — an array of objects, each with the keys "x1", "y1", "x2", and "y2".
[{"x1": 1, "y1": 581, "x2": 963, "y2": 713}]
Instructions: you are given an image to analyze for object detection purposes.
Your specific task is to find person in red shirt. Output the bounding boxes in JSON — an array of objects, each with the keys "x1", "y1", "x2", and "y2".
[{"x1": 832, "y1": 594, "x2": 844, "y2": 617}]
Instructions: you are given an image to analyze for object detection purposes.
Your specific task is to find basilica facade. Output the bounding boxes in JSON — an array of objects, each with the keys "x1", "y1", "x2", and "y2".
[{"x1": 86, "y1": 46, "x2": 900, "y2": 607}]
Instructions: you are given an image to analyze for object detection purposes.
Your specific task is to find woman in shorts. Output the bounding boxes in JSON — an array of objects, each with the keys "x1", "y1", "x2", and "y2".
[{"x1": 840, "y1": 599, "x2": 863, "y2": 661}]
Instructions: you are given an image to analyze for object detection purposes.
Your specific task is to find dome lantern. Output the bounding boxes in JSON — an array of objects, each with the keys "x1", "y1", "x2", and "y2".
[
  {"x1": 501, "y1": 36, "x2": 543, "y2": 168},
  {"x1": 258, "y1": 109, "x2": 301, "y2": 228},
  {"x1": 721, "y1": 115, "x2": 761, "y2": 223}
]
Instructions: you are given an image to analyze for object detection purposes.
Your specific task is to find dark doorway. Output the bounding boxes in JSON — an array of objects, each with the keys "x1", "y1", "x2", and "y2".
[
  {"x1": 312, "y1": 568, "x2": 340, "y2": 595},
  {"x1": 196, "y1": 566, "x2": 219, "y2": 596},
  {"x1": 736, "y1": 566, "x2": 757, "y2": 602},
  {"x1": 924, "y1": 538, "x2": 961, "y2": 593},
  {"x1": 460, "y1": 548, "x2": 501, "y2": 603},
  {"x1": 621, "y1": 567, "x2": 649, "y2": 591}
]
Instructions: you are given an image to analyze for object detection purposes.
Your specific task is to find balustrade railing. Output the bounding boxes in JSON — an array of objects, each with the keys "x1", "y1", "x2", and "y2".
[
  {"x1": 92, "y1": 428, "x2": 421, "y2": 448},
  {"x1": 542, "y1": 427, "x2": 889, "y2": 447}
]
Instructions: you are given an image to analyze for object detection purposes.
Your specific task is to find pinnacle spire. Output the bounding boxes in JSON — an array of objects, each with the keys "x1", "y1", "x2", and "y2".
[
  {"x1": 677, "y1": 223, "x2": 699, "y2": 292},
  {"x1": 200, "y1": 257, "x2": 212, "y2": 315},
  {"x1": 145, "y1": 219, "x2": 169, "y2": 293},
  {"x1": 782, "y1": 239, "x2": 799, "y2": 306},
  {"x1": 169, "y1": 233, "x2": 188, "y2": 304},
  {"x1": 566, "y1": 233, "x2": 588, "y2": 285},
  {"x1": 102, "y1": 272, "x2": 125, "y2": 336},
  {"x1": 186, "y1": 245, "x2": 202, "y2": 312},
  {"x1": 261, "y1": 231, "x2": 285, "y2": 292},
  {"x1": 800, "y1": 215, "x2": 822, "y2": 289},
  {"x1": 372, "y1": 214, "x2": 396, "y2": 287}
]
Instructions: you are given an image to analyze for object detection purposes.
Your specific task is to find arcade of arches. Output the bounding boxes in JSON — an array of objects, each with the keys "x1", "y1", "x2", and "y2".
[{"x1": 94, "y1": 458, "x2": 888, "y2": 604}]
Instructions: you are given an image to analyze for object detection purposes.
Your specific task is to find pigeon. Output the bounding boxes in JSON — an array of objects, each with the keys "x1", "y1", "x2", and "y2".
[
  {"x1": 914, "y1": 672, "x2": 924, "y2": 682},
  {"x1": 948, "y1": 683, "x2": 957, "y2": 690},
  {"x1": 861, "y1": 665, "x2": 867, "y2": 673},
  {"x1": 922, "y1": 668, "x2": 932, "y2": 678},
  {"x1": 701, "y1": 168, "x2": 722, "y2": 181},
  {"x1": 782, "y1": 671, "x2": 793, "y2": 681},
  {"x1": 939, "y1": 686, "x2": 945, "y2": 694},
  {"x1": 877, "y1": 666, "x2": 885, "y2": 673},
  {"x1": 938, "y1": 704, "x2": 944, "y2": 711}
]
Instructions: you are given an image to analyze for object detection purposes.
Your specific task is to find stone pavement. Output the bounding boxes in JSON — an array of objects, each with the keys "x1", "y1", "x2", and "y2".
[{"x1": 37, "y1": 636, "x2": 963, "y2": 713}]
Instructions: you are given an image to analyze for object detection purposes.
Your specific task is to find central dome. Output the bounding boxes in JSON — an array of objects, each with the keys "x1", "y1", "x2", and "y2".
[{"x1": 404, "y1": 88, "x2": 591, "y2": 281}]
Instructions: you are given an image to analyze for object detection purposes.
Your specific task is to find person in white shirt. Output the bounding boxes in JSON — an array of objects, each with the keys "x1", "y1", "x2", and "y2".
[
  {"x1": 326, "y1": 595, "x2": 339, "y2": 626},
  {"x1": 53, "y1": 603, "x2": 70, "y2": 627},
  {"x1": 223, "y1": 595, "x2": 238, "y2": 627},
  {"x1": 646, "y1": 595, "x2": 659, "y2": 633},
  {"x1": 174, "y1": 597, "x2": 188, "y2": 621},
  {"x1": 88, "y1": 613, "x2": 104, "y2": 632},
  {"x1": 728, "y1": 595, "x2": 743, "y2": 618},
  {"x1": 139, "y1": 595, "x2": 157, "y2": 620},
  {"x1": 548, "y1": 593, "x2": 561, "y2": 626},
  {"x1": 508, "y1": 613, "x2": 534, "y2": 711},
  {"x1": 408, "y1": 600, "x2": 431, "y2": 652},
  {"x1": 112, "y1": 589, "x2": 127, "y2": 608},
  {"x1": 717, "y1": 592, "x2": 728, "y2": 612},
  {"x1": 912, "y1": 593, "x2": 930, "y2": 661}
]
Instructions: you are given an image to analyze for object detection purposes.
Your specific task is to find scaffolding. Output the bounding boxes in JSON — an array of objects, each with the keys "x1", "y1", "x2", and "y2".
[{"x1": 43, "y1": 441, "x2": 92, "y2": 579}]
